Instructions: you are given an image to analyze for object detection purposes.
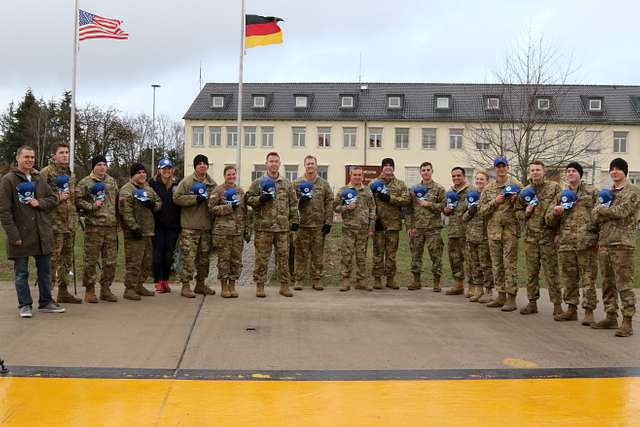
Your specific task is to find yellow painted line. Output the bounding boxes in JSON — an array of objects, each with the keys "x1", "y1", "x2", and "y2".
[
  {"x1": 1, "y1": 376, "x2": 639, "y2": 426},
  {"x1": 502, "y1": 358, "x2": 539, "y2": 369}
]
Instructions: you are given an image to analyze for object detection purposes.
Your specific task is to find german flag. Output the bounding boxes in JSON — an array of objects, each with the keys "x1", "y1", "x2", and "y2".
[{"x1": 245, "y1": 15, "x2": 283, "y2": 49}]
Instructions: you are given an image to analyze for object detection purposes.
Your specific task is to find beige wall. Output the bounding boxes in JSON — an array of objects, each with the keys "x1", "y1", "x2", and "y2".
[{"x1": 184, "y1": 119, "x2": 640, "y2": 191}]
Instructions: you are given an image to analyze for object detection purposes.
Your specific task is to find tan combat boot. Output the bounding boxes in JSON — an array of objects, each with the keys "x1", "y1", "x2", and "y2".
[
  {"x1": 408, "y1": 273, "x2": 422, "y2": 291},
  {"x1": 135, "y1": 284, "x2": 155, "y2": 297},
  {"x1": 293, "y1": 281, "x2": 304, "y2": 291},
  {"x1": 554, "y1": 304, "x2": 577, "y2": 321},
  {"x1": 487, "y1": 292, "x2": 506, "y2": 308},
  {"x1": 181, "y1": 283, "x2": 196, "y2": 298},
  {"x1": 469, "y1": 286, "x2": 483, "y2": 302},
  {"x1": 123, "y1": 287, "x2": 141, "y2": 301},
  {"x1": 339, "y1": 278, "x2": 351, "y2": 292},
  {"x1": 228, "y1": 280, "x2": 238, "y2": 298},
  {"x1": 256, "y1": 283, "x2": 266, "y2": 298},
  {"x1": 100, "y1": 286, "x2": 118, "y2": 302},
  {"x1": 501, "y1": 294, "x2": 517, "y2": 312},
  {"x1": 312, "y1": 280, "x2": 324, "y2": 291},
  {"x1": 355, "y1": 280, "x2": 371, "y2": 291},
  {"x1": 279, "y1": 283, "x2": 293, "y2": 297},
  {"x1": 520, "y1": 301, "x2": 538, "y2": 315},
  {"x1": 446, "y1": 279, "x2": 464, "y2": 295},
  {"x1": 194, "y1": 281, "x2": 215, "y2": 295},
  {"x1": 615, "y1": 316, "x2": 633, "y2": 337},
  {"x1": 432, "y1": 276, "x2": 442, "y2": 293},
  {"x1": 84, "y1": 285, "x2": 98, "y2": 304},
  {"x1": 553, "y1": 303, "x2": 563, "y2": 316},
  {"x1": 591, "y1": 312, "x2": 618, "y2": 329},
  {"x1": 477, "y1": 288, "x2": 492, "y2": 304},
  {"x1": 57, "y1": 285, "x2": 82, "y2": 304},
  {"x1": 465, "y1": 284, "x2": 474, "y2": 298},
  {"x1": 385, "y1": 276, "x2": 399, "y2": 290},
  {"x1": 582, "y1": 309, "x2": 595, "y2": 326},
  {"x1": 373, "y1": 277, "x2": 383, "y2": 290},
  {"x1": 221, "y1": 279, "x2": 232, "y2": 298}
]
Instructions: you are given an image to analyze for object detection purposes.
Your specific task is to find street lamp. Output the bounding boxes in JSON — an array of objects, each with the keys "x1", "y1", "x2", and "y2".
[{"x1": 151, "y1": 84, "x2": 161, "y2": 175}]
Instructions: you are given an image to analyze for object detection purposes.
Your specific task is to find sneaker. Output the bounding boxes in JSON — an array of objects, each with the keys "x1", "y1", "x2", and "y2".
[
  {"x1": 163, "y1": 280, "x2": 171, "y2": 293},
  {"x1": 155, "y1": 282, "x2": 166, "y2": 293},
  {"x1": 38, "y1": 302, "x2": 66, "y2": 313},
  {"x1": 19, "y1": 306, "x2": 33, "y2": 318}
]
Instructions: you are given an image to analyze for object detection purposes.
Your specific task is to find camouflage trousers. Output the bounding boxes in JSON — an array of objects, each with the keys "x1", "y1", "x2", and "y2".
[
  {"x1": 124, "y1": 237, "x2": 152, "y2": 289},
  {"x1": 525, "y1": 241, "x2": 562, "y2": 304},
  {"x1": 179, "y1": 228, "x2": 211, "y2": 285},
  {"x1": 467, "y1": 241, "x2": 494, "y2": 288},
  {"x1": 82, "y1": 225, "x2": 117, "y2": 289},
  {"x1": 52, "y1": 232, "x2": 74, "y2": 288},
  {"x1": 448, "y1": 236, "x2": 466, "y2": 280},
  {"x1": 254, "y1": 231, "x2": 290, "y2": 286},
  {"x1": 599, "y1": 246, "x2": 636, "y2": 317},
  {"x1": 559, "y1": 247, "x2": 598, "y2": 310},
  {"x1": 488, "y1": 235, "x2": 518, "y2": 296},
  {"x1": 294, "y1": 227, "x2": 325, "y2": 282},
  {"x1": 410, "y1": 229, "x2": 443, "y2": 279},
  {"x1": 340, "y1": 227, "x2": 369, "y2": 280},
  {"x1": 213, "y1": 234, "x2": 243, "y2": 280},
  {"x1": 372, "y1": 230, "x2": 399, "y2": 278}
]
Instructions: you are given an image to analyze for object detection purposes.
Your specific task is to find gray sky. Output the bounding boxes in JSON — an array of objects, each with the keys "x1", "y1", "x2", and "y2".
[{"x1": 1, "y1": 0, "x2": 638, "y2": 121}]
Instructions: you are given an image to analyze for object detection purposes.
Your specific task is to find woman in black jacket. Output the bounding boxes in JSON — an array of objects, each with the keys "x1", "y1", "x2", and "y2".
[{"x1": 149, "y1": 159, "x2": 181, "y2": 292}]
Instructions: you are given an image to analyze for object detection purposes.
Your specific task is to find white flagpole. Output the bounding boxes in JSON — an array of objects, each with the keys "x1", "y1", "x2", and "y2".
[
  {"x1": 70, "y1": 0, "x2": 79, "y2": 172},
  {"x1": 236, "y1": 0, "x2": 245, "y2": 185}
]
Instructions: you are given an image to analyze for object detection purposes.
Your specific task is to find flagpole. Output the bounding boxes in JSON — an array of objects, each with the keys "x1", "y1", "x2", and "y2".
[
  {"x1": 70, "y1": 0, "x2": 79, "y2": 172},
  {"x1": 236, "y1": 0, "x2": 245, "y2": 186}
]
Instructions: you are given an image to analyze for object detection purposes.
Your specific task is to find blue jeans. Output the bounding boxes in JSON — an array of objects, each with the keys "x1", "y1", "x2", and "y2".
[{"x1": 14, "y1": 255, "x2": 53, "y2": 309}]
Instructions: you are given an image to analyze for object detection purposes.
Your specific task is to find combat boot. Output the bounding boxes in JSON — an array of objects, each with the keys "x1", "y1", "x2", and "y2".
[
  {"x1": 181, "y1": 283, "x2": 196, "y2": 299},
  {"x1": 100, "y1": 286, "x2": 118, "y2": 302},
  {"x1": 228, "y1": 280, "x2": 238, "y2": 298},
  {"x1": 520, "y1": 301, "x2": 538, "y2": 315},
  {"x1": 293, "y1": 281, "x2": 304, "y2": 291},
  {"x1": 312, "y1": 280, "x2": 324, "y2": 291},
  {"x1": 339, "y1": 278, "x2": 351, "y2": 292},
  {"x1": 84, "y1": 285, "x2": 98, "y2": 304},
  {"x1": 487, "y1": 292, "x2": 506, "y2": 308},
  {"x1": 385, "y1": 276, "x2": 399, "y2": 290},
  {"x1": 465, "y1": 285, "x2": 474, "y2": 298},
  {"x1": 355, "y1": 280, "x2": 371, "y2": 291},
  {"x1": 582, "y1": 309, "x2": 595, "y2": 326},
  {"x1": 279, "y1": 283, "x2": 293, "y2": 297},
  {"x1": 123, "y1": 287, "x2": 141, "y2": 301},
  {"x1": 256, "y1": 283, "x2": 266, "y2": 298},
  {"x1": 469, "y1": 286, "x2": 483, "y2": 302},
  {"x1": 501, "y1": 294, "x2": 517, "y2": 312},
  {"x1": 591, "y1": 312, "x2": 618, "y2": 329},
  {"x1": 135, "y1": 284, "x2": 155, "y2": 297},
  {"x1": 194, "y1": 281, "x2": 215, "y2": 295},
  {"x1": 553, "y1": 303, "x2": 563, "y2": 316},
  {"x1": 615, "y1": 316, "x2": 633, "y2": 337},
  {"x1": 477, "y1": 288, "x2": 492, "y2": 304},
  {"x1": 221, "y1": 279, "x2": 232, "y2": 298},
  {"x1": 432, "y1": 276, "x2": 442, "y2": 293},
  {"x1": 446, "y1": 279, "x2": 464, "y2": 295},
  {"x1": 554, "y1": 304, "x2": 577, "y2": 321},
  {"x1": 373, "y1": 277, "x2": 383, "y2": 290},
  {"x1": 408, "y1": 273, "x2": 422, "y2": 290},
  {"x1": 57, "y1": 285, "x2": 82, "y2": 304}
]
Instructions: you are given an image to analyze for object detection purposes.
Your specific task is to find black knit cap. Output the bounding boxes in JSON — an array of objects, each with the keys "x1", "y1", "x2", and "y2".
[
  {"x1": 91, "y1": 154, "x2": 107, "y2": 169},
  {"x1": 609, "y1": 157, "x2": 628, "y2": 176},
  {"x1": 381, "y1": 157, "x2": 395, "y2": 168},
  {"x1": 130, "y1": 162, "x2": 146, "y2": 177},
  {"x1": 193, "y1": 154, "x2": 209, "y2": 168},
  {"x1": 566, "y1": 162, "x2": 583, "y2": 177}
]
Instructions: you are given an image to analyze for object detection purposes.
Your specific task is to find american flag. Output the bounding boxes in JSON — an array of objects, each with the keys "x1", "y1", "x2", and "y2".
[{"x1": 79, "y1": 9, "x2": 129, "y2": 41}]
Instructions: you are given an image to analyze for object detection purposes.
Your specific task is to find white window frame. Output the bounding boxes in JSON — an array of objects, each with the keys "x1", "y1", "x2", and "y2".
[
  {"x1": 537, "y1": 98, "x2": 551, "y2": 111},
  {"x1": 395, "y1": 128, "x2": 409, "y2": 149},
  {"x1": 486, "y1": 97, "x2": 500, "y2": 110},
  {"x1": 629, "y1": 172, "x2": 640, "y2": 185},
  {"x1": 212, "y1": 96, "x2": 224, "y2": 108},
  {"x1": 284, "y1": 165, "x2": 298, "y2": 181},
  {"x1": 317, "y1": 127, "x2": 331, "y2": 148},
  {"x1": 318, "y1": 165, "x2": 329, "y2": 181},
  {"x1": 209, "y1": 126, "x2": 221, "y2": 147},
  {"x1": 292, "y1": 127, "x2": 306, "y2": 148},
  {"x1": 449, "y1": 129, "x2": 463, "y2": 150},
  {"x1": 343, "y1": 127, "x2": 357, "y2": 148},
  {"x1": 295, "y1": 96, "x2": 308, "y2": 108},
  {"x1": 613, "y1": 131, "x2": 628, "y2": 153},
  {"x1": 252, "y1": 164, "x2": 266, "y2": 182},
  {"x1": 244, "y1": 126, "x2": 256, "y2": 148},
  {"x1": 436, "y1": 96, "x2": 450, "y2": 109},
  {"x1": 589, "y1": 98, "x2": 602, "y2": 112},
  {"x1": 369, "y1": 128, "x2": 383, "y2": 148},
  {"x1": 422, "y1": 128, "x2": 436, "y2": 150},
  {"x1": 341, "y1": 96, "x2": 354, "y2": 108},
  {"x1": 253, "y1": 96, "x2": 265, "y2": 108},
  {"x1": 261, "y1": 127, "x2": 274, "y2": 148},
  {"x1": 226, "y1": 126, "x2": 238, "y2": 147},
  {"x1": 192, "y1": 126, "x2": 204, "y2": 147},
  {"x1": 388, "y1": 96, "x2": 401, "y2": 109}
]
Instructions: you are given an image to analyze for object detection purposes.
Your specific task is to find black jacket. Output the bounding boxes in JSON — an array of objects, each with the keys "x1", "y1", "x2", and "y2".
[{"x1": 149, "y1": 178, "x2": 181, "y2": 230}]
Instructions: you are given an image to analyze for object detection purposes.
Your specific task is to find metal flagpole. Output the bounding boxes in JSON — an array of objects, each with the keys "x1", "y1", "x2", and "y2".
[
  {"x1": 236, "y1": 0, "x2": 245, "y2": 185},
  {"x1": 70, "y1": 0, "x2": 79, "y2": 172}
]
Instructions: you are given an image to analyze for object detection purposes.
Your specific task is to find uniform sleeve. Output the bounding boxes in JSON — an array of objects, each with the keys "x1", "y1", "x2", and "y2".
[
  {"x1": 246, "y1": 180, "x2": 261, "y2": 208},
  {"x1": 288, "y1": 182, "x2": 300, "y2": 224},
  {"x1": 36, "y1": 177, "x2": 59, "y2": 211},
  {"x1": 390, "y1": 182, "x2": 411, "y2": 207},
  {"x1": 323, "y1": 182, "x2": 334, "y2": 225},
  {"x1": 151, "y1": 187, "x2": 162, "y2": 212},
  {"x1": 479, "y1": 187, "x2": 497, "y2": 219},
  {"x1": 514, "y1": 194, "x2": 527, "y2": 221},
  {"x1": 173, "y1": 179, "x2": 197, "y2": 207},
  {"x1": 118, "y1": 188, "x2": 139, "y2": 230},
  {"x1": 76, "y1": 180, "x2": 98, "y2": 213},
  {"x1": 0, "y1": 177, "x2": 20, "y2": 243},
  {"x1": 367, "y1": 192, "x2": 376, "y2": 231},
  {"x1": 544, "y1": 193, "x2": 561, "y2": 227},
  {"x1": 429, "y1": 187, "x2": 445, "y2": 213},
  {"x1": 209, "y1": 189, "x2": 233, "y2": 216},
  {"x1": 594, "y1": 190, "x2": 640, "y2": 220}
]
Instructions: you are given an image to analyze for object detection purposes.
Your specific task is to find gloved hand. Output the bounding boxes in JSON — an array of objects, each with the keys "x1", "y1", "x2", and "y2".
[
  {"x1": 467, "y1": 204, "x2": 478, "y2": 216},
  {"x1": 196, "y1": 194, "x2": 207, "y2": 204},
  {"x1": 322, "y1": 224, "x2": 331, "y2": 236},
  {"x1": 142, "y1": 199, "x2": 155, "y2": 210},
  {"x1": 375, "y1": 219, "x2": 384, "y2": 232},
  {"x1": 130, "y1": 228, "x2": 143, "y2": 240},
  {"x1": 232, "y1": 203, "x2": 239, "y2": 210},
  {"x1": 243, "y1": 232, "x2": 251, "y2": 243},
  {"x1": 378, "y1": 192, "x2": 391, "y2": 203},
  {"x1": 290, "y1": 223, "x2": 299, "y2": 232},
  {"x1": 259, "y1": 193, "x2": 274, "y2": 203},
  {"x1": 298, "y1": 196, "x2": 311, "y2": 206}
]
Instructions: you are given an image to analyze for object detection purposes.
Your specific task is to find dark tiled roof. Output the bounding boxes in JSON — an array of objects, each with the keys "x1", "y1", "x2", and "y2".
[{"x1": 184, "y1": 82, "x2": 640, "y2": 124}]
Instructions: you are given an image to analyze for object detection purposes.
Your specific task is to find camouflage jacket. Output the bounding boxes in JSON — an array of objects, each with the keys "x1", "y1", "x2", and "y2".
[
  {"x1": 76, "y1": 172, "x2": 119, "y2": 227},
  {"x1": 406, "y1": 180, "x2": 446, "y2": 231},
  {"x1": 515, "y1": 178, "x2": 561, "y2": 243},
  {"x1": 373, "y1": 174, "x2": 411, "y2": 231},
  {"x1": 545, "y1": 181, "x2": 598, "y2": 251},
  {"x1": 118, "y1": 180, "x2": 162, "y2": 237},
  {"x1": 446, "y1": 183, "x2": 473, "y2": 239},
  {"x1": 40, "y1": 161, "x2": 78, "y2": 234},
  {"x1": 293, "y1": 175, "x2": 334, "y2": 228},
  {"x1": 463, "y1": 188, "x2": 488, "y2": 244},
  {"x1": 593, "y1": 181, "x2": 640, "y2": 248},
  {"x1": 246, "y1": 173, "x2": 299, "y2": 232},
  {"x1": 209, "y1": 183, "x2": 247, "y2": 236},
  {"x1": 173, "y1": 172, "x2": 217, "y2": 231},
  {"x1": 333, "y1": 183, "x2": 376, "y2": 231},
  {"x1": 479, "y1": 177, "x2": 524, "y2": 240}
]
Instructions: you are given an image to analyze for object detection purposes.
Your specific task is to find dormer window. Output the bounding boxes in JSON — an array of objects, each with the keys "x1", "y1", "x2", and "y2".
[
  {"x1": 212, "y1": 96, "x2": 224, "y2": 109},
  {"x1": 341, "y1": 96, "x2": 354, "y2": 108},
  {"x1": 435, "y1": 95, "x2": 450, "y2": 110},
  {"x1": 253, "y1": 95, "x2": 265, "y2": 108},
  {"x1": 537, "y1": 97, "x2": 551, "y2": 111},
  {"x1": 589, "y1": 98, "x2": 602, "y2": 112},
  {"x1": 486, "y1": 97, "x2": 500, "y2": 110},
  {"x1": 295, "y1": 96, "x2": 308, "y2": 108},
  {"x1": 387, "y1": 95, "x2": 402, "y2": 109}
]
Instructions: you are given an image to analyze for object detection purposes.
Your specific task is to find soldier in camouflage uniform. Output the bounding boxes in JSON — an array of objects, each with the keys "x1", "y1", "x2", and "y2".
[
  {"x1": 76, "y1": 155, "x2": 119, "y2": 303},
  {"x1": 173, "y1": 154, "x2": 217, "y2": 298},
  {"x1": 515, "y1": 161, "x2": 562, "y2": 316},
  {"x1": 246, "y1": 152, "x2": 299, "y2": 298},
  {"x1": 545, "y1": 162, "x2": 599, "y2": 324},
  {"x1": 371, "y1": 158, "x2": 411, "y2": 290},
  {"x1": 334, "y1": 166, "x2": 376, "y2": 291},
  {"x1": 118, "y1": 163, "x2": 162, "y2": 300},
  {"x1": 479, "y1": 156, "x2": 523, "y2": 312},
  {"x1": 444, "y1": 167, "x2": 474, "y2": 296},
  {"x1": 463, "y1": 170, "x2": 494, "y2": 303},
  {"x1": 209, "y1": 165, "x2": 248, "y2": 298},
  {"x1": 292, "y1": 155, "x2": 334, "y2": 291},
  {"x1": 40, "y1": 143, "x2": 81, "y2": 304},
  {"x1": 407, "y1": 162, "x2": 446, "y2": 292},
  {"x1": 591, "y1": 158, "x2": 639, "y2": 337}
]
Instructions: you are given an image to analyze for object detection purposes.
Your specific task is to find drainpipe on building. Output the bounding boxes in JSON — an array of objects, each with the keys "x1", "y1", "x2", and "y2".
[{"x1": 363, "y1": 119, "x2": 368, "y2": 167}]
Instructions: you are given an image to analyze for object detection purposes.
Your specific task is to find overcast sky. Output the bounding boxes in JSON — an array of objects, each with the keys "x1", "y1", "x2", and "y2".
[{"x1": 1, "y1": 0, "x2": 638, "y2": 122}]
